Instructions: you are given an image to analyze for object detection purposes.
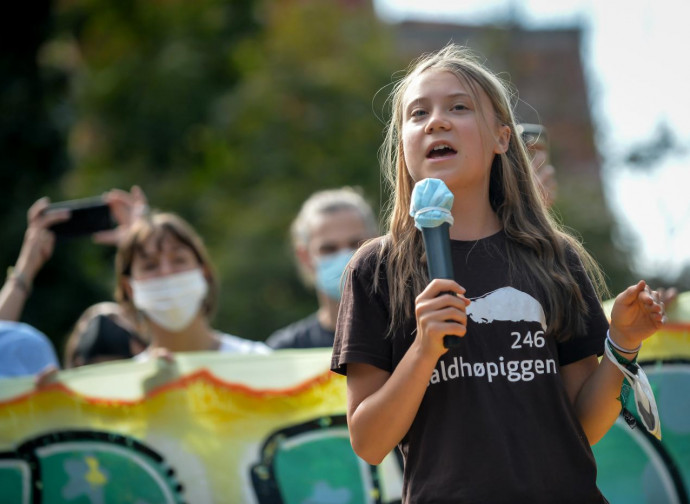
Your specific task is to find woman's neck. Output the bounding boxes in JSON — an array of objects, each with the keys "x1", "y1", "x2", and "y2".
[
  {"x1": 448, "y1": 192, "x2": 501, "y2": 241},
  {"x1": 147, "y1": 315, "x2": 219, "y2": 353},
  {"x1": 316, "y1": 290, "x2": 340, "y2": 331}
]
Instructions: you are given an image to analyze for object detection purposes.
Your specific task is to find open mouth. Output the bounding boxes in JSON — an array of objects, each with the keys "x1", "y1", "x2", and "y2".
[{"x1": 427, "y1": 144, "x2": 457, "y2": 159}]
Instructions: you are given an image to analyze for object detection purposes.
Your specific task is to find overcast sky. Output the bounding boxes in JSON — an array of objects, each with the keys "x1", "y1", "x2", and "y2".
[{"x1": 374, "y1": 0, "x2": 690, "y2": 280}]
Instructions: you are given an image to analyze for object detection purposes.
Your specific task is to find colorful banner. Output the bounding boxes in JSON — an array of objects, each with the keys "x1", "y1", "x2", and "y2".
[
  {"x1": 0, "y1": 321, "x2": 688, "y2": 503},
  {"x1": 598, "y1": 291, "x2": 690, "y2": 502},
  {"x1": 0, "y1": 349, "x2": 402, "y2": 504}
]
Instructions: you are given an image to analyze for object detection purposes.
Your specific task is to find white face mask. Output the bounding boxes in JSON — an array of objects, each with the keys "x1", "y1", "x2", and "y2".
[{"x1": 131, "y1": 268, "x2": 209, "y2": 331}]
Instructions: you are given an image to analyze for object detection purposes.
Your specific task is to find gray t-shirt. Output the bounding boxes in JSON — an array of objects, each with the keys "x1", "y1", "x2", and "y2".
[
  {"x1": 266, "y1": 313, "x2": 335, "y2": 349},
  {"x1": 331, "y1": 232, "x2": 609, "y2": 504}
]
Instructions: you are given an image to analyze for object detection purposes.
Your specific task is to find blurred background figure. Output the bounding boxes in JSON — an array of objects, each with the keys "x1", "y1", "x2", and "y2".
[
  {"x1": 0, "y1": 187, "x2": 146, "y2": 325},
  {"x1": 0, "y1": 321, "x2": 60, "y2": 378},
  {"x1": 0, "y1": 197, "x2": 70, "y2": 322},
  {"x1": 0, "y1": 197, "x2": 68, "y2": 378},
  {"x1": 116, "y1": 211, "x2": 270, "y2": 359},
  {"x1": 0, "y1": 188, "x2": 149, "y2": 375},
  {"x1": 520, "y1": 123, "x2": 679, "y2": 310},
  {"x1": 63, "y1": 301, "x2": 146, "y2": 368},
  {"x1": 267, "y1": 188, "x2": 378, "y2": 349},
  {"x1": 518, "y1": 123, "x2": 558, "y2": 208}
]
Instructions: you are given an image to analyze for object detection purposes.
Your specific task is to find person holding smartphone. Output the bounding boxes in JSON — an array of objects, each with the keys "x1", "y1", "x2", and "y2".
[
  {"x1": 1, "y1": 185, "x2": 149, "y2": 322},
  {"x1": 0, "y1": 187, "x2": 147, "y2": 377},
  {"x1": 0, "y1": 197, "x2": 68, "y2": 377},
  {"x1": 0, "y1": 197, "x2": 70, "y2": 322}
]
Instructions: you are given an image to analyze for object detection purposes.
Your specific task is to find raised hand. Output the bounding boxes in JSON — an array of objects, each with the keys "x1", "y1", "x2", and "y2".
[
  {"x1": 15, "y1": 197, "x2": 70, "y2": 284},
  {"x1": 609, "y1": 280, "x2": 666, "y2": 351},
  {"x1": 93, "y1": 185, "x2": 149, "y2": 246}
]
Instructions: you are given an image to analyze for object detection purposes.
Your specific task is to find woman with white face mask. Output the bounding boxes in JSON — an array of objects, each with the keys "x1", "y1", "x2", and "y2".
[{"x1": 115, "y1": 212, "x2": 270, "y2": 358}]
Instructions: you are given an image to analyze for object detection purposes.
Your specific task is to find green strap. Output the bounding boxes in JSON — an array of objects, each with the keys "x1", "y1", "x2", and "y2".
[
  {"x1": 607, "y1": 340, "x2": 636, "y2": 405},
  {"x1": 606, "y1": 339, "x2": 637, "y2": 366}
]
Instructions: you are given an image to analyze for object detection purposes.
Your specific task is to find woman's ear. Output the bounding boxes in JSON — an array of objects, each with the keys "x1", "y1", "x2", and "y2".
[
  {"x1": 494, "y1": 124, "x2": 511, "y2": 154},
  {"x1": 295, "y1": 245, "x2": 314, "y2": 273}
]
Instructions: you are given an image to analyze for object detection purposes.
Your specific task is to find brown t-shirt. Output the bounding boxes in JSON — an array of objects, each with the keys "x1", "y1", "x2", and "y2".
[{"x1": 331, "y1": 231, "x2": 609, "y2": 504}]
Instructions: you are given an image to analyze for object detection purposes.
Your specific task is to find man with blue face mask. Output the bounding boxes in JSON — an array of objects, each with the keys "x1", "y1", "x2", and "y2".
[{"x1": 266, "y1": 188, "x2": 378, "y2": 349}]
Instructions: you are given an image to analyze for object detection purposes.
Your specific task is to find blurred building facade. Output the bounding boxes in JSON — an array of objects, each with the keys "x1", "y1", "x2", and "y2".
[{"x1": 394, "y1": 21, "x2": 599, "y2": 180}]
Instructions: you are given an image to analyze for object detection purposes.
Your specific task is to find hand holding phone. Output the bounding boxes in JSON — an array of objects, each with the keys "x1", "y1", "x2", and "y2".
[
  {"x1": 47, "y1": 197, "x2": 115, "y2": 238},
  {"x1": 9, "y1": 197, "x2": 70, "y2": 304},
  {"x1": 92, "y1": 186, "x2": 149, "y2": 246}
]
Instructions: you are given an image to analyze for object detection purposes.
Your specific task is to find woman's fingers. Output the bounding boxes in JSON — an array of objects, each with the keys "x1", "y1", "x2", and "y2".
[
  {"x1": 642, "y1": 288, "x2": 666, "y2": 324},
  {"x1": 418, "y1": 278, "x2": 466, "y2": 299},
  {"x1": 27, "y1": 197, "x2": 50, "y2": 222},
  {"x1": 417, "y1": 304, "x2": 467, "y2": 326},
  {"x1": 616, "y1": 280, "x2": 646, "y2": 307},
  {"x1": 34, "y1": 365, "x2": 59, "y2": 387},
  {"x1": 37, "y1": 208, "x2": 70, "y2": 229},
  {"x1": 612, "y1": 281, "x2": 667, "y2": 346},
  {"x1": 419, "y1": 318, "x2": 468, "y2": 338},
  {"x1": 415, "y1": 279, "x2": 471, "y2": 353},
  {"x1": 150, "y1": 347, "x2": 176, "y2": 363},
  {"x1": 417, "y1": 291, "x2": 468, "y2": 312}
]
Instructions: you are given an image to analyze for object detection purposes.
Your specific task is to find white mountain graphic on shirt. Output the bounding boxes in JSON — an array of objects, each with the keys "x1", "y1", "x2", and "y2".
[{"x1": 466, "y1": 286, "x2": 547, "y2": 331}]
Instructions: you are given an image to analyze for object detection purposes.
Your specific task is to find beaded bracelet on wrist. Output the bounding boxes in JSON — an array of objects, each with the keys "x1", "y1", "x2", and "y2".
[
  {"x1": 606, "y1": 329, "x2": 641, "y2": 355},
  {"x1": 606, "y1": 339, "x2": 638, "y2": 366}
]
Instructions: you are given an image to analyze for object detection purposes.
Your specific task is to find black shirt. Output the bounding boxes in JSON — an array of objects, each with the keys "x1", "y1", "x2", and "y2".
[{"x1": 331, "y1": 232, "x2": 609, "y2": 504}]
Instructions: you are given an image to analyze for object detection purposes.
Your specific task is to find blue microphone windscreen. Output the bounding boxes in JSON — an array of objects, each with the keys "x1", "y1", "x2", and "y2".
[{"x1": 409, "y1": 178, "x2": 454, "y2": 229}]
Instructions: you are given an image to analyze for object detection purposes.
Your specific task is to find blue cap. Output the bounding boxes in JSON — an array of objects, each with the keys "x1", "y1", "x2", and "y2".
[
  {"x1": 409, "y1": 178, "x2": 454, "y2": 230},
  {"x1": 0, "y1": 321, "x2": 60, "y2": 378}
]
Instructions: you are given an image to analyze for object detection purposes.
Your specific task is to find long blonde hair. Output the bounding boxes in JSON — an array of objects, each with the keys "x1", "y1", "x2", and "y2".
[{"x1": 376, "y1": 44, "x2": 606, "y2": 341}]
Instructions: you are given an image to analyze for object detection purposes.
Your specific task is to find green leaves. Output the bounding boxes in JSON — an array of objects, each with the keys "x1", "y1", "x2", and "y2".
[{"x1": 47, "y1": 0, "x2": 401, "y2": 342}]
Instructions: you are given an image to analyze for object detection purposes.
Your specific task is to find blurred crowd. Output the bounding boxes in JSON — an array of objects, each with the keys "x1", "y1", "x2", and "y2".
[
  {"x1": 0, "y1": 181, "x2": 383, "y2": 381},
  {"x1": 0, "y1": 123, "x2": 678, "y2": 382}
]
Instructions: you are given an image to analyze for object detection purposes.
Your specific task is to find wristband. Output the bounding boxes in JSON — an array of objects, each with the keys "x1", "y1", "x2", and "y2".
[
  {"x1": 604, "y1": 342, "x2": 661, "y2": 440},
  {"x1": 6, "y1": 266, "x2": 32, "y2": 295},
  {"x1": 606, "y1": 329, "x2": 641, "y2": 354},
  {"x1": 606, "y1": 339, "x2": 637, "y2": 366}
]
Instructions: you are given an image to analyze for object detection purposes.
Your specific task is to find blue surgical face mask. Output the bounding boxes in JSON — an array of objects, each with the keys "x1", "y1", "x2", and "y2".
[{"x1": 314, "y1": 249, "x2": 355, "y2": 301}]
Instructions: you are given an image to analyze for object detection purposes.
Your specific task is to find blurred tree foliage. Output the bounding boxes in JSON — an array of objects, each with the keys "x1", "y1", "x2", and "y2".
[
  {"x1": 5, "y1": 0, "x2": 654, "y2": 357},
  {"x1": 0, "y1": 0, "x2": 108, "y2": 348},
  {"x1": 40, "y1": 0, "x2": 401, "y2": 346}
]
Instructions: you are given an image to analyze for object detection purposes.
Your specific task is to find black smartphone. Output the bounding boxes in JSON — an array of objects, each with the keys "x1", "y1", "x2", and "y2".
[{"x1": 47, "y1": 197, "x2": 115, "y2": 238}]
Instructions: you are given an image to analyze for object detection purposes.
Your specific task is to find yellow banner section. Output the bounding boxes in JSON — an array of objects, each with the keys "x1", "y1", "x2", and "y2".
[
  {"x1": 1, "y1": 321, "x2": 688, "y2": 504},
  {"x1": 0, "y1": 349, "x2": 402, "y2": 504}
]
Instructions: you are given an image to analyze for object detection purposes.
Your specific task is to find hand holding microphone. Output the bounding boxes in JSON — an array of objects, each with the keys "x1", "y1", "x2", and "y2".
[{"x1": 410, "y1": 178, "x2": 463, "y2": 348}]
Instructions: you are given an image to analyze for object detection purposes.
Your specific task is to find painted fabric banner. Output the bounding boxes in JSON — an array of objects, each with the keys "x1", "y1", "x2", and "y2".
[
  {"x1": 0, "y1": 349, "x2": 402, "y2": 504},
  {"x1": 597, "y1": 291, "x2": 690, "y2": 502},
  {"x1": 1, "y1": 299, "x2": 688, "y2": 504}
]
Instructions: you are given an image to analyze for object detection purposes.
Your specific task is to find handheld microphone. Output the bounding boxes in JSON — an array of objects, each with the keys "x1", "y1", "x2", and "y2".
[{"x1": 410, "y1": 178, "x2": 460, "y2": 348}]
